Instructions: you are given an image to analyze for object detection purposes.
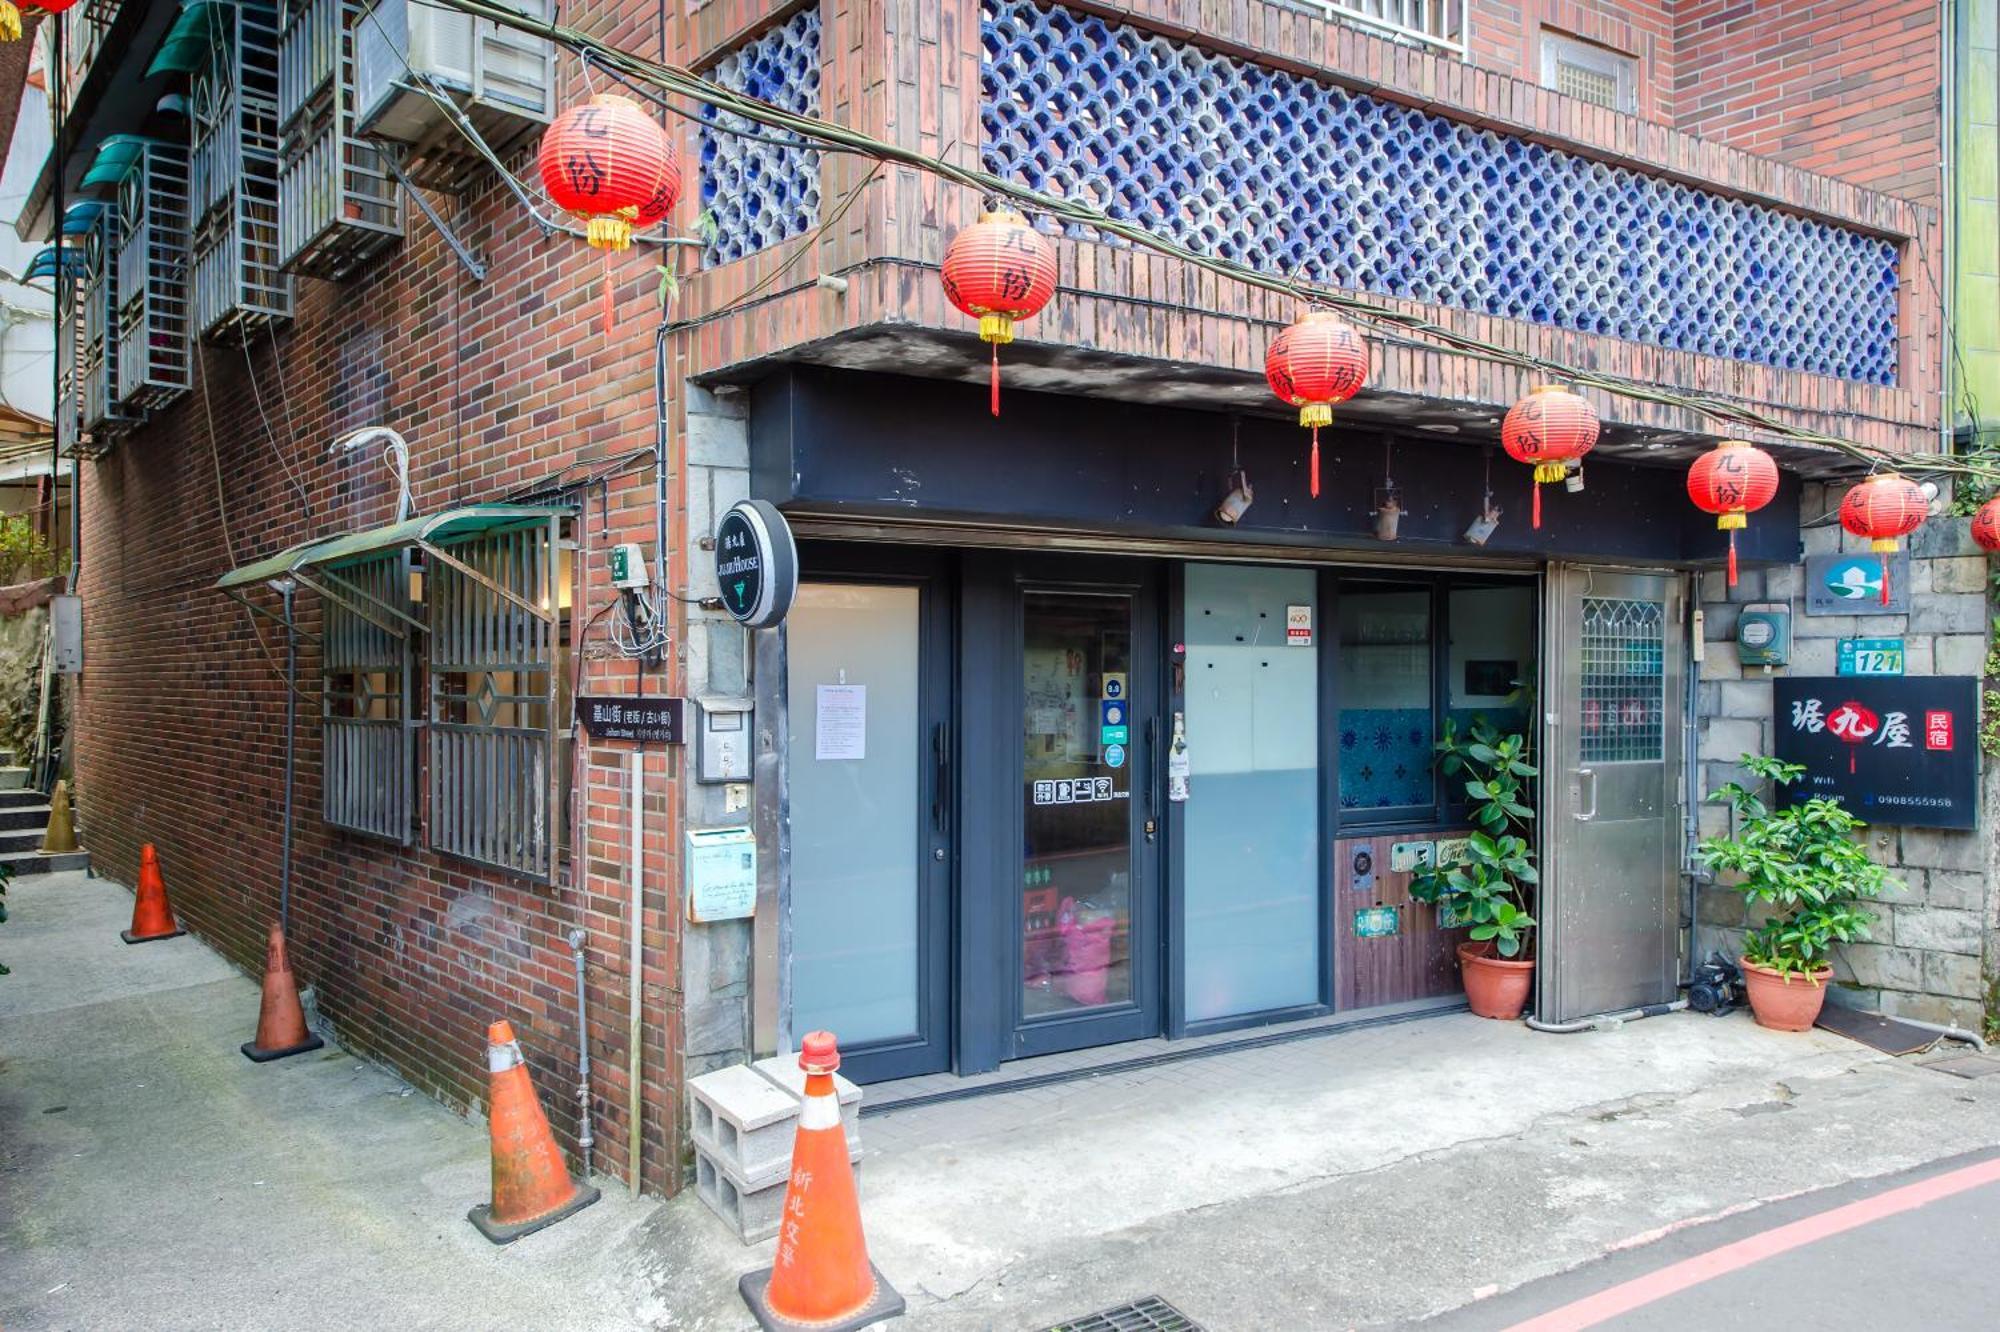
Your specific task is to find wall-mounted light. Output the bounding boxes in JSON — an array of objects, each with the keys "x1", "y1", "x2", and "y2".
[
  {"x1": 1464, "y1": 449, "x2": 1502, "y2": 545},
  {"x1": 1372, "y1": 440, "x2": 1402, "y2": 541},
  {"x1": 1213, "y1": 418, "x2": 1253, "y2": 525},
  {"x1": 1564, "y1": 463, "x2": 1587, "y2": 495}
]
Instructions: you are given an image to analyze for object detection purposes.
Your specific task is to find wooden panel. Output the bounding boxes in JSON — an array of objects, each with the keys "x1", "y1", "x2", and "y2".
[{"x1": 1333, "y1": 832, "x2": 1471, "y2": 1010}]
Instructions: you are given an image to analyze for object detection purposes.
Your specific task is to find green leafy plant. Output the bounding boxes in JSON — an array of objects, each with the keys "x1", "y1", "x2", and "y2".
[
  {"x1": 1695, "y1": 754, "x2": 1899, "y2": 983},
  {"x1": 1408, "y1": 716, "x2": 1539, "y2": 958},
  {"x1": 0, "y1": 514, "x2": 61, "y2": 586}
]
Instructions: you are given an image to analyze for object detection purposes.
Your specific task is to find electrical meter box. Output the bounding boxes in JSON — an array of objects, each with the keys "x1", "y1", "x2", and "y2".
[
  {"x1": 608, "y1": 542, "x2": 650, "y2": 590},
  {"x1": 51, "y1": 595, "x2": 82, "y2": 674},
  {"x1": 696, "y1": 697, "x2": 754, "y2": 784},
  {"x1": 1737, "y1": 603, "x2": 1791, "y2": 668}
]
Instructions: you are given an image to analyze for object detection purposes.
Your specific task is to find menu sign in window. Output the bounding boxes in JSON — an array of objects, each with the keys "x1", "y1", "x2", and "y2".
[{"x1": 1771, "y1": 677, "x2": 1978, "y2": 829}]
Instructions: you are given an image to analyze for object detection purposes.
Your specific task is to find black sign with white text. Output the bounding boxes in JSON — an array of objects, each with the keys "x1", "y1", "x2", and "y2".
[
  {"x1": 1771, "y1": 677, "x2": 1978, "y2": 829},
  {"x1": 578, "y1": 695, "x2": 686, "y2": 744}
]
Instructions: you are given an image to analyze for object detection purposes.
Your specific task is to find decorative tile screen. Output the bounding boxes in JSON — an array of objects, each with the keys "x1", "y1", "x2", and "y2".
[
  {"x1": 981, "y1": 0, "x2": 1901, "y2": 385},
  {"x1": 1579, "y1": 598, "x2": 1664, "y2": 763},
  {"x1": 701, "y1": 3, "x2": 822, "y2": 265}
]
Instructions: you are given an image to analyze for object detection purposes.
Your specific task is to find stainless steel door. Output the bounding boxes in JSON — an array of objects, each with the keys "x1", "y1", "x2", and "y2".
[{"x1": 1539, "y1": 566, "x2": 1685, "y2": 1023}]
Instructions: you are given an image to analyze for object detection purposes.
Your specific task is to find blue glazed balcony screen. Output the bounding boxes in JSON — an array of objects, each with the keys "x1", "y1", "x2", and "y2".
[
  {"x1": 700, "y1": 3, "x2": 822, "y2": 266},
  {"x1": 981, "y1": 0, "x2": 1900, "y2": 385}
]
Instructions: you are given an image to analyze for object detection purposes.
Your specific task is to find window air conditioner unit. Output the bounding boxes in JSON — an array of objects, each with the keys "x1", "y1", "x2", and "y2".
[{"x1": 354, "y1": 0, "x2": 554, "y2": 191}]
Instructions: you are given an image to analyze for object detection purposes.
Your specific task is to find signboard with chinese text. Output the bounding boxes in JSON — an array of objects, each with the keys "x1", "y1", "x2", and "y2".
[
  {"x1": 578, "y1": 695, "x2": 686, "y2": 744},
  {"x1": 1836, "y1": 638, "x2": 1905, "y2": 677},
  {"x1": 1804, "y1": 552, "x2": 1911, "y2": 615},
  {"x1": 1771, "y1": 677, "x2": 1978, "y2": 829}
]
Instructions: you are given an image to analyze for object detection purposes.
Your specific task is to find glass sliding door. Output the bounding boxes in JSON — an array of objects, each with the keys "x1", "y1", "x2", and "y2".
[
  {"x1": 785, "y1": 567, "x2": 951, "y2": 1081},
  {"x1": 1181, "y1": 564, "x2": 1322, "y2": 1023}
]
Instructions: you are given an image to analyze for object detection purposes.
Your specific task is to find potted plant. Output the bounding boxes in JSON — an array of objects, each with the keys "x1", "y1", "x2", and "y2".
[
  {"x1": 1694, "y1": 755, "x2": 1898, "y2": 1031},
  {"x1": 1409, "y1": 717, "x2": 1539, "y2": 1019}
]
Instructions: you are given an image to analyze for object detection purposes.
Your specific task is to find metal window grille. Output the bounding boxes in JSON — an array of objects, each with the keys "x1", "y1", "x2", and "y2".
[
  {"x1": 79, "y1": 206, "x2": 144, "y2": 443},
  {"x1": 277, "y1": 0, "x2": 403, "y2": 278},
  {"x1": 1541, "y1": 32, "x2": 1636, "y2": 113},
  {"x1": 113, "y1": 139, "x2": 193, "y2": 410},
  {"x1": 426, "y1": 521, "x2": 562, "y2": 882},
  {"x1": 1278, "y1": 0, "x2": 1464, "y2": 55},
  {"x1": 700, "y1": 3, "x2": 821, "y2": 265},
  {"x1": 1579, "y1": 597, "x2": 1664, "y2": 763},
  {"x1": 190, "y1": 0, "x2": 295, "y2": 341},
  {"x1": 321, "y1": 550, "x2": 416, "y2": 842}
]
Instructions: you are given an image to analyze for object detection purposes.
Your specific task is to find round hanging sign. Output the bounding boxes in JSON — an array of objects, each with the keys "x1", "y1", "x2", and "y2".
[{"x1": 714, "y1": 499, "x2": 798, "y2": 629}]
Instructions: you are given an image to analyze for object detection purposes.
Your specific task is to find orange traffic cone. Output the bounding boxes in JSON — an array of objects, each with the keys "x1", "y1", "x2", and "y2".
[
  {"x1": 467, "y1": 1019, "x2": 601, "y2": 1244},
  {"x1": 240, "y1": 922, "x2": 324, "y2": 1063},
  {"x1": 740, "y1": 1032, "x2": 904, "y2": 1332},
  {"x1": 120, "y1": 844, "x2": 185, "y2": 945}
]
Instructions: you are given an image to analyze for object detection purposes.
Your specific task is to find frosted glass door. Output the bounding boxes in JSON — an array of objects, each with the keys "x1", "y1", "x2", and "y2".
[
  {"x1": 787, "y1": 584, "x2": 922, "y2": 1045},
  {"x1": 1182, "y1": 564, "x2": 1321, "y2": 1021}
]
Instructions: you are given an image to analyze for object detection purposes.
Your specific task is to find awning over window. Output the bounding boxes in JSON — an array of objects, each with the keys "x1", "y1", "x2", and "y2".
[
  {"x1": 79, "y1": 135, "x2": 150, "y2": 191},
  {"x1": 146, "y1": 2, "x2": 229, "y2": 80},
  {"x1": 24, "y1": 245, "x2": 83, "y2": 283},
  {"x1": 213, "y1": 505, "x2": 568, "y2": 637},
  {"x1": 60, "y1": 202, "x2": 106, "y2": 237}
]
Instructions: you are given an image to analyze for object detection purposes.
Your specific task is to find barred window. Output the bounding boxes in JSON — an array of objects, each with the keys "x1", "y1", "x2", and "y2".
[{"x1": 320, "y1": 551, "x2": 416, "y2": 842}]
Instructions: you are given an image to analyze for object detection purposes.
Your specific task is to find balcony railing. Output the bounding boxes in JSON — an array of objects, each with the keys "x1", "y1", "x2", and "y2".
[{"x1": 1283, "y1": 0, "x2": 1465, "y2": 56}]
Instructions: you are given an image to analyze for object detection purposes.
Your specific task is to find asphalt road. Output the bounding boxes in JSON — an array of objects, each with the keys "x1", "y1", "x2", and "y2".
[{"x1": 1421, "y1": 1150, "x2": 2000, "y2": 1331}]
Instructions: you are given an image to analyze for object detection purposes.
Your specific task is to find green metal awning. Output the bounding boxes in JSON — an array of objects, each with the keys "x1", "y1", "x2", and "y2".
[
  {"x1": 214, "y1": 505, "x2": 568, "y2": 639},
  {"x1": 145, "y1": 1, "x2": 226, "y2": 80},
  {"x1": 79, "y1": 135, "x2": 148, "y2": 190}
]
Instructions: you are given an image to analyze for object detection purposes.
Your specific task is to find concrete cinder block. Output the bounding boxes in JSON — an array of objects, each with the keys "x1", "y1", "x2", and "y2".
[
  {"x1": 753, "y1": 1053, "x2": 864, "y2": 1158},
  {"x1": 695, "y1": 1142, "x2": 866, "y2": 1244},
  {"x1": 686, "y1": 410, "x2": 750, "y2": 468},
  {"x1": 1700, "y1": 718, "x2": 1764, "y2": 764},
  {"x1": 1909, "y1": 594, "x2": 1986, "y2": 636},
  {"x1": 1933, "y1": 634, "x2": 1990, "y2": 676},
  {"x1": 1833, "y1": 941, "x2": 1923, "y2": 992},
  {"x1": 1698, "y1": 650, "x2": 1745, "y2": 681},
  {"x1": 1925, "y1": 870, "x2": 1986, "y2": 913},
  {"x1": 1762, "y1": 565, "x2": 1800, "y2": 599},
  {"x1": 1898, "y1": 827, "x2": 1988, "y2": 873},
  {"x1": 1715, "y1": 680, "x2": 1772, "y2": 720},
  {"x1": 1922, "y1": 950, "x2": 1987, "y2": 1002},
  {"x1": 1899, "y1": 636, "x2": 1936, "y2": 675},
  {"x1": 690, "y1": 1065, "x2": 802, "y2": 1189},
  {"x1": 1787, "y1": 638, "x2": 1837, "y2": 674},
  {"x1": 1700, "y1": 601, "x2": 1741, "y2": 641},
  {"x1": 1879, "y1": 990, "x2": 1985, "y2": 1031},
  {"x1": 1892, "y1": 905, "x2": 1984, "y2": 956},
  {"x1": 1801, "y1": 521, "x2": 1843, "y2": 557},
  {"x1": 1695, "y1": 885, "x2": 1745, "y2": 928}
]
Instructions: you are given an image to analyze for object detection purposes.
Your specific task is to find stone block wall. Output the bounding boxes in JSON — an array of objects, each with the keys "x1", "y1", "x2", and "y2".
[{"x1": 1693, "y1": 482, "x2": 1995, "y2": 1030}]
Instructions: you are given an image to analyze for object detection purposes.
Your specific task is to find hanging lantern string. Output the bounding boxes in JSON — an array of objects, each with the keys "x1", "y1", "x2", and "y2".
[{"x1": 439, "y1": 0, "x2": 2000, "y2": 488}]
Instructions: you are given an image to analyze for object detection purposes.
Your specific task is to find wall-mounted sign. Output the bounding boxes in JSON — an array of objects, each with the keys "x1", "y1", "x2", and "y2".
[
  {"x1": 1737, "y1": 603, "x2": 1791, "y2": 667},
  {"x1": 1032, "y1": 777, "x2": 1120, "y2": 805},
  {"x1": 1772, "y1": 677, "x2": 1978, "y2": 829},
  {"x1": 714, "y1": 499, "x2": 798, "y2": 629},
  {"x1": 1837, "y1": 638, "x2": 1905, "y2": 677},
  {"x1": 1350, "y1": 847, "x2": 1376, "y2": 894},
  {"x1": 1354, "y1": 906, "x2": 1400, "y2": 939},
  {"x1": 1100, "y1": 672, "x2": 1127, "y2": 700},
  {"x1": 1389, "y1": 840, "x2": 1435, "y2": 873},
  {"x1": 578, "y1": 695, "x2": 685, "y2": 743},
  {"x1": 1286, "y1": 604, "x2": 1313, "y2": 646},
  {"x1": 1805, "y1": 552, "x2": 1910, "y2": 615},
  {"x1": 686, "y1": 826, "x2": 757, "y2": 923}
]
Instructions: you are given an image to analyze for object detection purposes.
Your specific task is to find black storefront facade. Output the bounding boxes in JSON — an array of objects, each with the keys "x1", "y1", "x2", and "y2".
[{"x1": 743, "y1": 367, "x2": 1799, "y2": 1084}]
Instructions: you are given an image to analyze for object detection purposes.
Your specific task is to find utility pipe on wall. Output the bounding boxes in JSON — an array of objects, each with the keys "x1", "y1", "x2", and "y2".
[
  {"x1": 567, "y1": 928, "x2": 594, "y2": 1177},
  {"x1": 627, "y1": 747, "x2": 644, "y2": 1197},
  {"x1": 278, "y1": 578, "x2": 297, "y2": 935}
]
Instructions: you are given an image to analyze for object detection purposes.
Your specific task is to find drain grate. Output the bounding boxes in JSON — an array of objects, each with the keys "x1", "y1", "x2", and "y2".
[{"x1": 1040, "y1": 1295, "x2": 1202, "y2": 1332}]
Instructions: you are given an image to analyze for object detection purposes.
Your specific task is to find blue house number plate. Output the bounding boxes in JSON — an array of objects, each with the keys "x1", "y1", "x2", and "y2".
[{"x1": 1837, "y1": 638, "x2": 1904, "y2": 677}]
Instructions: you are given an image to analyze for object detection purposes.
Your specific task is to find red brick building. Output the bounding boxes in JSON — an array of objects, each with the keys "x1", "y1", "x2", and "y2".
[{"x1": 13, "y1": 0, "x2": 1986, "y2": 1203}]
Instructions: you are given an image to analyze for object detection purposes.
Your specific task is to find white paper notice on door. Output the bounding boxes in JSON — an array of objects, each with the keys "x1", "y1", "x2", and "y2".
[{"x1": 815, "y1": 684, "x2": 867, "y2": 761}]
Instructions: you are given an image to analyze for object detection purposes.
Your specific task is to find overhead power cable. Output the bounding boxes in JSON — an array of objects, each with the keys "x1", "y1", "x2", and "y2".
[{"x1": 437, "y1": 0, "x2": 1995, "y2": 485}]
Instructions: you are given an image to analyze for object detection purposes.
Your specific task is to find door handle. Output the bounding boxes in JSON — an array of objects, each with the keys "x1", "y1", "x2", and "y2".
[
  {"x1": 931, "y1": 721, "x2": 951, "y2": 834},
  {"x1": 1574, "y1": 767, "x2": 1598, "y2": 822}
]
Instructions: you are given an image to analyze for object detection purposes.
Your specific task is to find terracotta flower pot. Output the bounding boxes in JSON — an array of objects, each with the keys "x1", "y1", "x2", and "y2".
[
  {"x1": 1457, "y1": 941, "x2": 1535, "y2": 1020},
  {"x1": 1739, "y1": 957, "x2": 1832, "y2": 1031}
]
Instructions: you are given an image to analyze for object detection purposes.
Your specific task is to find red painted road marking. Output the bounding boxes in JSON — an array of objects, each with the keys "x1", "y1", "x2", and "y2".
[{"x1": 1503, "y1": 1155, "x2": 2000, "y2": 1332}]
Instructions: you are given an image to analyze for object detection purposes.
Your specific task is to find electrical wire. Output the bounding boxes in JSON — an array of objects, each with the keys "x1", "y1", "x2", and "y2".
[{"x1": 438, "y1": 0, "x2": 2000, "y2": 487}]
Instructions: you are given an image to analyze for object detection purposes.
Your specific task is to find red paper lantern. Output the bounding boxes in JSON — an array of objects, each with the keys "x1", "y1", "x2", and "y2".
[
  {"x1": 1264, "y1": 309, "x2": 1369, "y2": 498},
  {"x1": 1501, "y1": 385, "x2": 1599, "y2": 529},
  {"x1": 8, "y1": 0, "x2": 80, "y2": 34},
  {"x1": 1971, "y1": 495, "x2": 2000, "y2": 553},
  {"x1": 941, "y1": 207, "x2": 1058, "y2": 417},
  {"x1": 1686, "y1": 439, "x2": 1780, "y2": 588},
  {"x1": 1838, "y1": 472, "x2": 1927, "y2": 605},
  {"x1": 538, "y1": 93, "x2": 678, "y2": 335}
]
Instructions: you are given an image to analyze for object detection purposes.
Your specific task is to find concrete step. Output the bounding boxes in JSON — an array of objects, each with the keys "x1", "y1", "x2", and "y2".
[
  {"x1": 0, "y1": 827, "x2": 56, "y2": 853},
  {"x1": 0, "y1": 788, "x2": 45, "y2": 810},
  {"x1": 0, "y1": 748, "x2": 15, "y2": 766},
  {"x1": 0, "y1": 804, "x2": 51, "y2": 831},
  {"x1": 0, "y1": 848, "x2": 88, "y2": 875},
  {"x1": 0, "y1": 766, "x2": 30, "y2": 791}
]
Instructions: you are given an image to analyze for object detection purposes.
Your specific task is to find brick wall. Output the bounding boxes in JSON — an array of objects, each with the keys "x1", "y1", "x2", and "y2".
[
  {"x1": 1693, "y1": 483, "x2": 1992, "y2": 1029},
  {"x1": 72, "y1": 1, "x2": 696, "y2": 1195},
  {"x1": 1674, "y1": 0, "x2": 1942, "y2": 205},
  {"x1": 1468, "y1": 1, "x2": 1677, "y2": 122}
]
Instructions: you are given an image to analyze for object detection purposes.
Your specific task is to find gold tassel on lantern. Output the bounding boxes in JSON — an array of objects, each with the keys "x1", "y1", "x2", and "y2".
[{"x1": 0, "y1": 5, "x2": 22, "y2": 43}]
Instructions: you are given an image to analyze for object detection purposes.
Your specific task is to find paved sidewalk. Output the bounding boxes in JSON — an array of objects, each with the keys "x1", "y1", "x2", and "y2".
[
  {"x1": 0, "y1": 871, "x2": 662, "y2": 1332},
  {"x1": 9, "y1": 869, "x2": 2000, "y2": 1331}
]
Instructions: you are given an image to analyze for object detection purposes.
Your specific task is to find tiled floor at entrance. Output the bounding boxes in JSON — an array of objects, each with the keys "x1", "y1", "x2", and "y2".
[{"x1": 860, "y1": 999, "x2": 1460, "y2": 1155}]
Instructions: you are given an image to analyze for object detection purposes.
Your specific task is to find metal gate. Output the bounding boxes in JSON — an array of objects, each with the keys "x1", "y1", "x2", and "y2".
[{"x1": 1538, "y1": 566, "x2": 1686, "y2": 1023}]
